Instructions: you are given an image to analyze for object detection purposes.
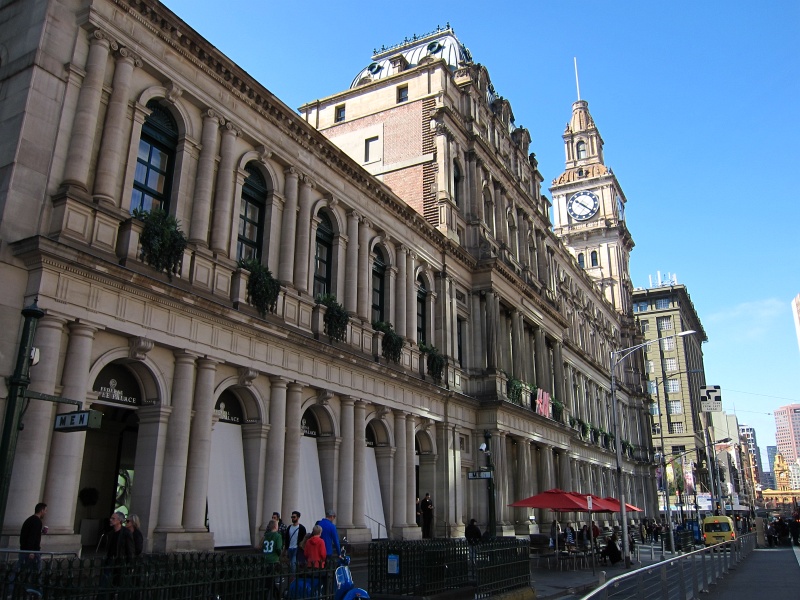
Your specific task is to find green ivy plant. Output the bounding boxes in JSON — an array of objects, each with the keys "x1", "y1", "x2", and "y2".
[
  {"x1": 419, "y1": 342, "x2": 446, "y2": 383},
  {"x1": 133, "y1": 208, "x2": 187, "y2": 280},
  {"x1": 238, "y1": 258, "x2": 280, "y2": 317},
  {"x1": 373, "y1": 321, "x2": 404, "y2": 363},
  {"x1": 316, "y1": 293, "x2": 349, "y2": 343},
  {"x1": 569, "y1": 416, "x2": 577, "y2": 428},
  {"x1": 580, "y1": 420, "x2": 589, "y2": 438}
]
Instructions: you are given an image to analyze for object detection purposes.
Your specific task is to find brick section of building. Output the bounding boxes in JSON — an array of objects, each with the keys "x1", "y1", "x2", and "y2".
[{"x1": 421, "y1": 98, "x2": 438, "y2": 226}]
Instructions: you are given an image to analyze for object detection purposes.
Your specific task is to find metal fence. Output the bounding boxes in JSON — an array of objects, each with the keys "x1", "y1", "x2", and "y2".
[
  {"x1": 367, "y1": 537, "x2": 530, "y2": 597},
  {"x1": 0, "y1": 552, "x2": 336, "y2": 600},
  {"x1": 580, "y1": 532, "x2": 757, "y2": 600}
]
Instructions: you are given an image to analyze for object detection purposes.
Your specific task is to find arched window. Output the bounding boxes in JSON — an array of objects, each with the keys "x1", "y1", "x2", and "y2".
[
  {"x1": 453, "y1": 162, "x2": 462, "y2": 209},
  {"x1": 576, "y1": 141, "x2": 587, "y2": 160},
  {"x1": 590, "y1": 251, "x2": 598, "y2": 267},
  {"x1": 313, "y1": 212, "x2": 334, "y2": 297},
  {"x1": 372, "y1": 247, "x2": 386, "y2": 324},
  {"x1": 131, "y1": 100, "x2": 178, "y2": 213},
  {"x1": 577, "y1": 253, "x2": 585, "y2": 269},
  {"x1": 416, "y1": 275, "x2": 427, "y2": 344},
  {"x1": 237, "y1": 163, "x2": 268, "y2": 261}
]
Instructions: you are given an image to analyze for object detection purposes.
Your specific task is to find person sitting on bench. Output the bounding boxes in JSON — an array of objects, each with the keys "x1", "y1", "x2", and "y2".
[{"x1": 600, "y1": 533, "x2": 622, "y2": 565}]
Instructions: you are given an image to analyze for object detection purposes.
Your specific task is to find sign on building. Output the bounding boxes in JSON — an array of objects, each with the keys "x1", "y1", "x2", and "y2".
[
  {"x1": 700, "y1": 385, "x2": 722, "y2": 412},
  {"x1": 53, "y1": 410, "x2": 102, "y2": 432},
  {"x1": 467, "y1": 470, "x2": 493, "y2": 480}
]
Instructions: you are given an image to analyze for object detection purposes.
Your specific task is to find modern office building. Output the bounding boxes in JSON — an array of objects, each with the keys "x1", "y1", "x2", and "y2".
[
  {"x1": 0, "y1": 1, "x2": 655, "y2": 555},
  {"x1": 792, "y1": 294, "x2": 800, "y2": 355},
  {"x1": 630, "y1": 283, "x2": 709, "y2": 511},
  {"x1": 738, "y1": 424, "x2": 763, "y2": 482},
  {"x1": 774, "y1": 404, "x2": 800, "y2": 464},
  {"x1": 767, "y1": 445, "x2": 778, "y2": 473}
]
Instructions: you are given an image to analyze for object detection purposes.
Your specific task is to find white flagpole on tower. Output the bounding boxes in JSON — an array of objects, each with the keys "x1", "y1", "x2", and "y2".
[{"x1": 574, "y1": 57, "x2": 581, "y2": 101}]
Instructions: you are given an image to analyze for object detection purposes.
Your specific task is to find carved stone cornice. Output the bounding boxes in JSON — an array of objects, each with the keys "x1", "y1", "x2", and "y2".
[{"x1": 237, "y1": 367, "x2": 258, "y2": 387}]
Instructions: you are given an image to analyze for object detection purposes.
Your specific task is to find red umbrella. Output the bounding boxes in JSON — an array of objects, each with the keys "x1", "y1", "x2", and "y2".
[
  {"x1": 603, "y1": 496, "x2": 644, "y2": 512},
  {"x1": 508, "y1": 488, "x2": 590, "y2": 511},
  {"x1": 568, "y1": 492, "x2": 619, "y2": 512}
]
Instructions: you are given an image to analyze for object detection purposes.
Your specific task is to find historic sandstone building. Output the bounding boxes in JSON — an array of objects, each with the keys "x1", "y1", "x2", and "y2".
[{"x1": 0, "y1": 1, "x2": 654, "y2": 554}]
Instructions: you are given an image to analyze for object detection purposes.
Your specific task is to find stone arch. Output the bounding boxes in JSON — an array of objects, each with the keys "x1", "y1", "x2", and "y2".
[
  {"x1": 237, "y1": 150, "x2": 278, "y2": 193},
  {"x1": 136, "y1": 85, "x2": 195, "y2": 141},
  {"x1": 86, "y1": 346, "x2": 168, "y2": 406},
  {"x1": 301, "y1": 396, "x2": 338, "y2": 438},
  {"x1": 414, "y1": 424, "x2": 437, "y2": 455},
  {"x1": 366, "y1": 412, "x2": 393, "y2": 447},
  {"x1": 212, "y1": 376, "x2": 266, "y2": 423}
]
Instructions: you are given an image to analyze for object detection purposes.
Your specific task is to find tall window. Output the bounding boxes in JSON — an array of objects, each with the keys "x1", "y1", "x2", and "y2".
[
  {"x1": 453, "y1": 162, "x2": 462, "y2": 208},
  {"x1": 457, "y1": 318, "x2": 464, "y2": 367},
  {"x1": 634, "y1": 301, "x2": 649, "y2": 313},
  {"x1": 656, "y1": 297, "x2": 670, "y2": 309},
  {"x1": 237, "y1": 163, "x2": 267, "y2": 261},
  {"x1": 668, "y1": 400, "x2": 683, "y2": 414},
  {"x1": 397, "y1": 85, "x2": 408, "y2": 103},
  {"x1": 131, "y1": 100, "x2": 177, "y2": 213},
  {"x1": 371, "y1": 247, "x2": 386, "y2": 324},
  {"x1": 669, "y1": 422, "x2": 685, "y2": 434},
  {"x1": 483, "y1": 191, "x2": 494, "y2": 235},
  {"x1": 667, "y1": 379, "x2": 680, "y2": 393},
  {"x1": 665, "y1": 357, "x2": 678, "y2": 371},
  {"x1": 335, "y1": 105, "x2": 346, "y2": 123},
  {"x1": 576, "y1": 141, "x2": 587, "y2": 160},
  {"x1": 640, "y1": 319, "x2": 649, "y2": 332},
  {"x1": 661, "y1": 336, "x2": 675, "y2": 350},
  {"x1": 416, "y1": 276, "x2": 427, "y2": 344},
  {"x1": 313, "y1": 213, "x2": 334, "y2": 297},
  {"x1": 577, "y1": 253, "x2": 585, "y2": 268},
  {"x1": 590, "y1": 251, "x2": 598, "y2": 267},
  {"x1": 657, "y1": 316, "x2": 673, "y2": 331}
]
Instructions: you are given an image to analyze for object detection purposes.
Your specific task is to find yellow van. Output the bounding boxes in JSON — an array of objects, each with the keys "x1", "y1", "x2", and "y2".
[{"x1": 702, "y1": 516, "x2": 736, "y2": 546}]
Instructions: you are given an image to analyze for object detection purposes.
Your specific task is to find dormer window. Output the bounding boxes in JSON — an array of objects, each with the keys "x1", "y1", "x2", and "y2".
[{"x1": 576, "y1": 141, "x2": 587, "y2": 160}]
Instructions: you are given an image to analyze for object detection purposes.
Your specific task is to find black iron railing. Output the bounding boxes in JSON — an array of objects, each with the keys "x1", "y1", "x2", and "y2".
[
  {"x1": 0, "y1": 552, "x2": 335, "y2": 599},
  {"x1": 368, "y1": 538, "x2": 529, "y2": 597}
]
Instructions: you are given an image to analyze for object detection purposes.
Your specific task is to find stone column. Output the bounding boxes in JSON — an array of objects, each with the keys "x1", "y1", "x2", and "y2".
[
  {"x1": 337, "y1": 397, "x2": 355, "y2": 529},
  {"x1": 62, "y1": 30, "x2": 113, "y2": 190},
  {"x1": 344, "y1": 212, "x2": 360, "y2": 314},
  {"x1": 511, "y1": 310, "x2": 523, "y2": 379},
  {"x1": 470, "y1": 293, "x2": 484, "y2": 370},
  {"x1": 262, "y1": 378, "x2": 287, "y2": 529},
  {"x1": 553, "y1": 342, "x2": 565, "y2": 407},
  {"x1": 278, "y1": 168, "x2": 299, "y2": 284},
  {"x1": 242, "y1": 423, "x2": 268, "y2": 544},
  {"x1": 559, "y1": 450, "x2": 572, "y2": 491},
  {"x1": 352, "y1": 400, "x2": 367, "y2": 528},
  {"x1": 43, "y1": 322, "x2": 97, "y2": 534},
  {"x1": 182, "y1": 358, "x2": 218, "y2": 531},
  {"x1": 210, "y1": 122, "x2": 240, "y2": 255},
  {"x1": 94, "y1": 48, "x2": 140, "y2": 205},
  {"x1": 485, "y1": 292, "x2": 498, "y2": 370},
  {"x1": 395, "y1": 245, "x2": 406, "y2": 335},
  {"x1": 392, "y1": 411, "x2": 407, "y2": 534},
  {"x1": 281, "y1": 383, "x2": 304, "y2": 516},
  {"x1": 405, "y1": 252, "x2": 416, "y2": 342},
  {"x1": 293, "y1": 178, "x2": 315, "y2": 293},
  {"x1": 514, "y1": 439, "x2": 531, "y2": 528},
  {"x1": 374, "y1": 445, "x2": 395, "y2": 535},
  {"x1": 189, "y1": 111, "x2": 221, "y2": 244},
  {"x1": 156, "y1": 352, "x2": 196, "y2": 531},
  {"x1": 7, "y1": 316, "x2": 64, "y2": 528},
  {"x1": 357, "y1": 220, "x2": 372, "y2": 321},
  {"x1": 405, "y1": 416, "x2": 417, "y2": 526},
  {"x1": 131, "y1": 404, "x2": 171, "y2": 544},
  {"x1": 534, "y1": 327, "x2": 548, "y2": 392}
]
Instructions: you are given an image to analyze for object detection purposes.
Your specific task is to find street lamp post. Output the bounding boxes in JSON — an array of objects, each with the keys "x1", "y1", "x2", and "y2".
[
  {"x1": 610, "y1": 329, "x2": 695, "y2": 567},
  {"x1": 483, "y1": 430, "x2": 497, "y2": 538}
]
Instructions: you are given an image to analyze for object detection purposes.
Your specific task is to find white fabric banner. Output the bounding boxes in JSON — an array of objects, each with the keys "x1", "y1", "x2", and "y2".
[
  {"x1": 296, "y1": 436, "x2": 326, "y2": 528},
  {"x1": 208, "y1": 422, "x2": 251, "y2": 547},
  {"x1": 365, "y1": 447, "x2": 387, "y2": 539}
]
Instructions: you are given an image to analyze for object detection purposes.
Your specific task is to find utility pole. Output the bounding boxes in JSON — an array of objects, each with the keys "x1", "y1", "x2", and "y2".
[{"x1": 484, "y1": 430, "x2": 496, "y2": 538}]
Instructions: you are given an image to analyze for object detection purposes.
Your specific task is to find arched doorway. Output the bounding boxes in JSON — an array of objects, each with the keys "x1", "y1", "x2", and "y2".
[
  {"x1": 79, "y1": 363, "x2": 143, "y2": 549},
  {"x1": 297, "y1": 409, "x2": 326, "y2": 524},
  {"x1": 365, "y1": 422, "x2": 388, "y2": 539},
  {"x1": 208, "y1": 390, "x2": 251, "y2": 547}
]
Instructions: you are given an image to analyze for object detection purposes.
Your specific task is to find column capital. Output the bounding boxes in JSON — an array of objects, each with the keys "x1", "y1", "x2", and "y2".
[
  {"x1": 88, "y1": 27, "x2": 117, "y2": 50},
  {"x1": 300, "y1": 175, "x2": 316, "y2": 189},
  {"x1": 221, "y1": 120, "x2": 241, "y2": 137},
  {"x1": 284, "y1": 166, "x2": 298, "y2": 178},
  {"x1": 116, "y1": 46, "x2": 142, "y2": 67}
]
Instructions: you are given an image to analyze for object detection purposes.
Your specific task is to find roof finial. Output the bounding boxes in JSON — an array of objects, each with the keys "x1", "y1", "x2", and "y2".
[{"x1": 574, "y1": 57, "x2": 581, "y2": 101}]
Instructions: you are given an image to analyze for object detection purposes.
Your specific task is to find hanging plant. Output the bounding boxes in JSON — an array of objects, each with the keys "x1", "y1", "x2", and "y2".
[
  {"x1": 238, "y1": 258, "x2": 280, "y2": 316},
  {"x1": 133, "y1": 208, "x2": 187, "y2": 280},
  {"x1": 373, "y1": 321, "x2": 404, "y2": 363},
  {"x1": 419, "y1": 342, "x2": 446, "y2": 383},
  {"x1": 551, "y1": 399, "x2": 564, "y2": 422},
  {"x1": 569, "y1": 416, "x2": 577, "y2": 428},
  {"x1": 316, "y1": 293, "x2": 349, "y2": 343},
  {"x1": 507, "y1": 377, "x2": 524, "y2": 404},
  {"x1": 580, "y1": 420, "x2": 589, "y2": 438}
]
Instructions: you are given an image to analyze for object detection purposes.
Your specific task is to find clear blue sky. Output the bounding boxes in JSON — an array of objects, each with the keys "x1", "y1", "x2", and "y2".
[{"x1": 162, "y1": 0, "x2": 799, "y2": 466}]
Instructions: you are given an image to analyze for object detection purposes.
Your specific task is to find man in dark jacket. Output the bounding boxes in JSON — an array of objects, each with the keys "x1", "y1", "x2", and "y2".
[
  {"x1": 102, "y1": 511, "x2": 135, "y2": 592},
  {"x1": 284, "y1": 511, "x2": 307, "y2": 572},
  {"x1": 12, "y1": 502, "x2": 47, "y2": 595}
]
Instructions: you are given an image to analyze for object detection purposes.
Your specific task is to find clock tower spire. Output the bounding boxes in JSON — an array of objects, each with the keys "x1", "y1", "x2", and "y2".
[{"x1": 551, "y1": 99, "x2": 634, "y2": 315}]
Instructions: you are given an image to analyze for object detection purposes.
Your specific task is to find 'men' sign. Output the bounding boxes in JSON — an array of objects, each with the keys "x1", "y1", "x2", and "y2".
[{"x1": 53, "y1": 410, "x2": 102, "y2": 432}]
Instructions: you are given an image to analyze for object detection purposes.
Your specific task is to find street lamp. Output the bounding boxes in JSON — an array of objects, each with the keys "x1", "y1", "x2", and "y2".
[{"x1": 610, "y1": 329, "x2": 695, "y2": 567}]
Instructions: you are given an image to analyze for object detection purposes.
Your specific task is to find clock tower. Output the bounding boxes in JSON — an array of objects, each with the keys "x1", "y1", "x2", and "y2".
[{"x1": 551, "y1": 99, "x2": 634, "y2": 315}]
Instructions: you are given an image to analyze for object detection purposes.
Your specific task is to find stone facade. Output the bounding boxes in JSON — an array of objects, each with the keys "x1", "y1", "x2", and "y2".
[{"x1": 0, "y1": 4, "x2": 654, "y2": 554}]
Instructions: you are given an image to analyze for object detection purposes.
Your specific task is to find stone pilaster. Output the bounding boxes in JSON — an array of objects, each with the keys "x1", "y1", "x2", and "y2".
[
  {"x1": 262, "y1": 378, "x2": 287, "y2": 530},
  {"x1": 293, "y1": 179, "x2": 315, "y2": 293},
  {"x1": 281, "y1": 383, "x2": 304, "y2": 517},
  {"x1": 357, "y1": 220, "x2": 372, "y2": 321},
  {"x1": 395, "y1": 245, "x2": 406, "y2": 335},
  {"x1": 189, "y1": 111, "x2": 221, "y2": 244},
  {"x1": 278, "y1": 169, "x2": 299, "y2": 284},
  {"x1": 337, "y1": 397, "x2": 355, "y2": 528},
  {"x1": 210, "y1": 121, "x2": 240, "y2": 255}
]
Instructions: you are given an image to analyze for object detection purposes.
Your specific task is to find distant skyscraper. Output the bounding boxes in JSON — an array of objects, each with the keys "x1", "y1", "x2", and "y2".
[
  {"x1": 767, "y1": 445, "x2": 778, "y2": 472},
  {"x1": 774, "y1": 405, "x2": 800, "y2": 464},
  {"x1": 739, "y1": 424, "x2": 763, "y2": 481}
]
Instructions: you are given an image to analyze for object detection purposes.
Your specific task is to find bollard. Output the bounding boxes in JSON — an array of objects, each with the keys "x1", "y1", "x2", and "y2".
[{"x1": 599, "y1": 570, "x2": 606, "y2": 585}]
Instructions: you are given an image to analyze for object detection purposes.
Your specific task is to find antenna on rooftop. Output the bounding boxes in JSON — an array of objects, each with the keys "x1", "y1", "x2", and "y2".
[{"x1": 574, "y1": 57, "x2": 581, "y2": 101}]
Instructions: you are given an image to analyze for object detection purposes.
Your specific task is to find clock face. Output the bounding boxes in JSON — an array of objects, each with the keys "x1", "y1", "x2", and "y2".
[{"x1": 567, "y1": 191, "x2": 600, "y2": 221}]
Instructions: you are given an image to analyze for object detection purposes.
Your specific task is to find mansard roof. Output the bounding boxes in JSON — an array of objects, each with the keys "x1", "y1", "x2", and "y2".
[{"x1": 350, "y1": 25, "x2": 472, "y2": 88}]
